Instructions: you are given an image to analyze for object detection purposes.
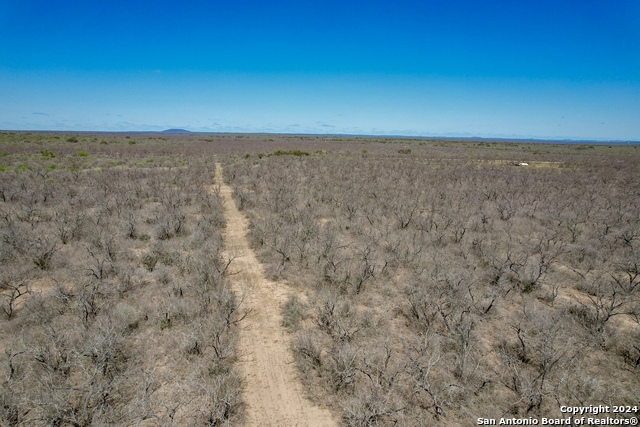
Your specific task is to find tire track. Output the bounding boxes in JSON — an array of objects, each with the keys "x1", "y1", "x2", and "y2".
[{"x1": 215, "y1": 163, "x2": 336, "y2": 427}]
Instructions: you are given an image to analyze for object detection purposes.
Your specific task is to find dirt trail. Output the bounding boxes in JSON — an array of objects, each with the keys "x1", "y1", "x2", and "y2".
[{"x1": 215, "y1": 163, "x2": 336, "y2": 427}]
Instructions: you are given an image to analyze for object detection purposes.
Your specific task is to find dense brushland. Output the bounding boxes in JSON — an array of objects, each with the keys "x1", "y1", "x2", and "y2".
[
  {"x1": 0, "y1": 131, "x2": 639, "y2": 426},
  {"x1": 0, "y1": 132, "x2": 241, "y2": 425},
  {"x1": 225, "y1": 141, "x2": 640, "y2": 425}
]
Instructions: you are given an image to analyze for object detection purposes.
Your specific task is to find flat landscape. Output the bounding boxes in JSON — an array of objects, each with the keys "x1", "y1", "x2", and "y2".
[{"x1": 1, "y1": 132, "x2": 639, "y2": 426}]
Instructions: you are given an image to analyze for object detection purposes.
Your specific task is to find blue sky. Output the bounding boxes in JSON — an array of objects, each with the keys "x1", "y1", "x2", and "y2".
[{"x1": 1, "y1": 0, "x2": 639, "y2": 140}]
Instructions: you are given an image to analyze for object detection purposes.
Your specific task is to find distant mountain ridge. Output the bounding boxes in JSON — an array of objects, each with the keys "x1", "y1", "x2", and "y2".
[{"x1": 161, "y1": 128, "x2": 191, "y2": 134}]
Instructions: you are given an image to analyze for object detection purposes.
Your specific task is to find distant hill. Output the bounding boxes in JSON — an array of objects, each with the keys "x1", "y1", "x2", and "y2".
[{"x1": 162, "y1": 128, "x2": 191, "y2": 134}]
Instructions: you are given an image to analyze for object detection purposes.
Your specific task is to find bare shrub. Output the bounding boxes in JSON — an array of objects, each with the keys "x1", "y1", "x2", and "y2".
[{"x1": 1, "y1": 277, "x2": 29, "y2": 320}]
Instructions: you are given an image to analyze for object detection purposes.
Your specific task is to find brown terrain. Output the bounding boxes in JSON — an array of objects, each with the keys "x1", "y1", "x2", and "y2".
[{"x1": 0, "y1": 132, "x2": 638, "y2": 426}]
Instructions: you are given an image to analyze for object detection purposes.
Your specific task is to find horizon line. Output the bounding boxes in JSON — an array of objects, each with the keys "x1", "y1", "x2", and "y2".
[{"x1": 2, "y1": 129, "x2": 639, "y2": 145}]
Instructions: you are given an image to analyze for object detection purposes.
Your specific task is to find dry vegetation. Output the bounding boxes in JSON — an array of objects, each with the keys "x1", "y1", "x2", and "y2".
[
  {"x1": 1, "y1": 131, "x2": 638, "y2": 426},
  {"x1": 224, "y1": 143, "x2": 640, "y2": 425},
  {"x1": 0, "y1": 133, "x2": 242, "y2": 425}
]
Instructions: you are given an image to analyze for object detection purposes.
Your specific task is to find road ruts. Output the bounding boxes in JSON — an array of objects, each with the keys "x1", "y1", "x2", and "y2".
[{"x1": 214, "y1": 163, "x2": 336, "y2": 427}]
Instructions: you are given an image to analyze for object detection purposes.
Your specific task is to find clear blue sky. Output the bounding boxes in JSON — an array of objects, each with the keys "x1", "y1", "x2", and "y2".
[{"x1": 1, "y1": 0, "x2": 639, "y2": 140}]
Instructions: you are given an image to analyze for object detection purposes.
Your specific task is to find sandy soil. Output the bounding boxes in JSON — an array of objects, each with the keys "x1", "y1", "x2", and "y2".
[{"x1": 215, "y1": 163, "x2": 336, "y2": 427}]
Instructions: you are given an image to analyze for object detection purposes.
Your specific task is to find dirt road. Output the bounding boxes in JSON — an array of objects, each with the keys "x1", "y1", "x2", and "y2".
[{"x1": 215, "y1": 163, "x2": 336, "y2": 427}]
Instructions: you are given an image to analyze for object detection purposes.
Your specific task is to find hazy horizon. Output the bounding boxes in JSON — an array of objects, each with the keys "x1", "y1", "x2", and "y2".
[{"x1": 1, "y1": 1, "x2": 639, "y2": 141}]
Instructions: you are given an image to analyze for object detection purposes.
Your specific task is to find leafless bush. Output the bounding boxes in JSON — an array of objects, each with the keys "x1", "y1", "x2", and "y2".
[
  {"x1": 28, "y1": 235, "x2": 59, "y2": 270},
  {"x1": 570, "y1": 276, "x2": 634, "y2": 333},
  {"x1": 1, "y1": 275, "x2": 29, "y2": 320}
]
